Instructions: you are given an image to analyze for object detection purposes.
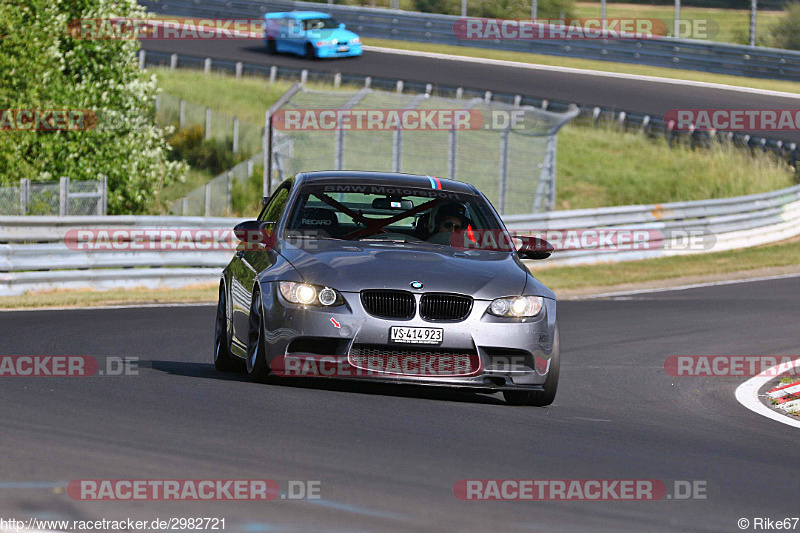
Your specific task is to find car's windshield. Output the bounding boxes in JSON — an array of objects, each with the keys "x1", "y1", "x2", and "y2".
[
  {"x1": 302, "y1": 17, "x2": 338, "y2": 31},
  {"x1": 284, "y1": 182, "x2": 506, "y2": 249}
]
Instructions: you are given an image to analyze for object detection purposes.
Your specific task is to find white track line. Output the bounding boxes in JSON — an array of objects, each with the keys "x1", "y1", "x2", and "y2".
[
  {"x1": 0, "y1": 302, "x2": 214, "y2": 312},
  {"x1": 570, "y1": 272, "x2": 800, "y2": 300},
  {"x1": 735, "y1": 357, "x2": 800, "y2": 429},
  {"x1": 364, "y1": 45, "x2": 800, "y2": 100}
]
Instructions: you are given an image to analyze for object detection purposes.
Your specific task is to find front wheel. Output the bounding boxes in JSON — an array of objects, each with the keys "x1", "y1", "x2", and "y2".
[
  {"x1": 246, "y1": 287, "x2": 272, "y2": 383},
  {"x1": 214, "y1": 282, "x2": 239, "y2": 371},
  {"x1": 503, "y1": 324, "x2": 560, "y2": 406},
  {"x1": 305, "y1": 43, "x2": 317, "y2": 59}
]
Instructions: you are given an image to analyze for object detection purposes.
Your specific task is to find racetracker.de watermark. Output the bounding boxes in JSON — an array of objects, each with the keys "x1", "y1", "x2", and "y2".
[
  {"x1": 67, "y1": 480, "x2": 321, "y2": 500},
  {"x1": 0, "y1": 109, "x2": 97, "y2": 132},
  {"x1": 665, "y1": 109, "x2": 800, "y2": 131},
  {"x1": 453, "y1": 18, "x2": 666, "y2": 40},
  {"x1": 0, "y1": 356, "x2": 137, "y2": 377},
  {"x1": 68, "y1": 18, "x2": 265, "y2": 40},
  {"x1": 453, "y1": 479, "x2": 707, "y2": 500},
  {"x1": 271, "y1": 353, "x2": 485, "y2": 378},
  {"x1": 664, "y1": 356, "x2": 800, "y2": 377}
]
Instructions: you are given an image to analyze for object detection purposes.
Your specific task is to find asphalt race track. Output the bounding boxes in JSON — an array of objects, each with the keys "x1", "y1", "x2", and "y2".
[
  {"x1": 1, "y1": 277, "x2": 798, "y2": 532},
  {"x1": 141, "y1": 39, "x2": 800, "y2": 143}
]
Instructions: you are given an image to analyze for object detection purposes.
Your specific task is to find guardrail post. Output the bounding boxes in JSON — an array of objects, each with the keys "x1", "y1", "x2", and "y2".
[
  {"x1": 425, "y1": 83, "x2": 432, "y2": 95},
  {"x1": 396, "y1": 80, "x2": 404, "y2": 93},
  {"x1": 139, "y1": 50, "x2": 146, "y2": 70},
  {"x1": 170, "y1": 53, "x2": 178, "y2": 70},
  {"x1": 59, "y1": 176, "x2": 69, "y2": 217},
  {"x1": 541, "y1": 99, "x2": 549, "y2": 110},
  {"x1": 204, "y1": 182, "x2": 211, "y2": 216},
  {"x1": 513, "y1": 95, "x2": 522, "y2": 107},
  {"x1": 300, "y1": 69, "x2": 308, "y2": 85},
  {"x1": 364, "y1": 76, "x2": 372, "y2": 88},
  {"x1": 269, "y1": 66, "x2": 277, "y2": 84},
  {"x1": 204, "y1": 57, "x2": 212, "y2": 74},
  {"x1": 334, "y1": 73, "x2": 341, "y2": 88},
  {"x1": 484, "y1": 91, "x2": 492, "y2": 103},
  {"x1": 456, "y1": 87, "x2": 463, "y2": 99},
  {"x1": 235, "y1": 61, "x2": 243, "y2": 79},
  {"x1": 642, "y1": 115, "x2": 651, "y2": 133},
  {"x1": 205, "y1": 107, "x2": 212, "y2": 140},
  {"x1": 498, "y1": 128, "x2": 509, "y2": 215},
  {"x1": 232, "y1": 117, "x2": 239, "y2": 154},
  {"x1": 179, "y1": 99, "x2": 186, "y2": 129},
  {"x1": 19, "y1": 178, "x2": 29, "y2": 216},
  {"x1": 618, "y1": 111, "x2": 626, "y2": 128},
  {"x1": 392, "y1": 122, "x2": 402, "y2": 173},
  {"x1": 593, "y1": 107, "x2": 601, "y2": 123}
]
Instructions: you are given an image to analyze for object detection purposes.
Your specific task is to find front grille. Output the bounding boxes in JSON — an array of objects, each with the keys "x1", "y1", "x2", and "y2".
[
  {"x1": 419, "y1": 293, "x2": 473, "y2": 321},
  {"x1": 360, "y1": 290, "x2": 415, "y2": 319},
  {"x1": 349, "y1": 344, "x2": 480, "y2": 375}
]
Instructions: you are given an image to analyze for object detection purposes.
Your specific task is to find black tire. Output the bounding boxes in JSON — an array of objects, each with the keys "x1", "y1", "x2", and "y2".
[
  {"x1": 266, "y1": 38, "x2": 276, "y2": 54},
  {"x1": 503, "y1": 324, "x2": 560, "y2": 406},
  {"x1": 246, "y1": 287, "x2": 272, "y2": 383},
  {"x1": 305, "y1": 43, "x2": 317, "y2": 59},
  {"x1": 214, "y1": 282, "x2": 239, "y2": 371}
]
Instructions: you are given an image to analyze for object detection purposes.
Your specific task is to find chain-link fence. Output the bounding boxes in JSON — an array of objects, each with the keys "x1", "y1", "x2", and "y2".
[
  {"x1": 155, "y1": 92, "x2": 264, "y2": 156},
  {"x1": 267, "y1": 87, "x2": 577, "y2": 215},
  {"x1": 0, "y1": 177, "x2": 107, "y2": 216}
]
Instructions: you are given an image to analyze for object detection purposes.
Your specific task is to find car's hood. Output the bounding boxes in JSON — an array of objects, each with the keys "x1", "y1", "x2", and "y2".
[
  {"x1": 311, "y1": 28, "x2": 359, "y2": 42},
  {"x1": 278, "y1": 240, "x2": 531, "y2": 299}
]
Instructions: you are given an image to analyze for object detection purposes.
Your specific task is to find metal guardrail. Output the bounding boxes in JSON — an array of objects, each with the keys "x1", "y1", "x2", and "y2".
[
  {"x1": 2, "y1": 183, "x2": 800, "y2": 294},
  {"x1": 143, "y1": 0, "x2": 800, "y2": 81}
]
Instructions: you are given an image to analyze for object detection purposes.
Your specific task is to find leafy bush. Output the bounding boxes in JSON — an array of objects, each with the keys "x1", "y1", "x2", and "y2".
[
  {"x1": 767, "y1": 2, "x2": 800, "y2": 50},
  {"x1": 0, "y1": 0, "x2": 186, "y2": 214},
  {"x1": 471, "y1": 0, "x2": 574, "y2": 19},
  {"x1": 166, "y1": 125, "x2": 240, "y2": 175}
]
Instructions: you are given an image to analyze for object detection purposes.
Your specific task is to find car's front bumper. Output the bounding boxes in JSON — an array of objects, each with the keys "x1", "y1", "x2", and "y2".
[
  {"x1": 315, "y1": 43, "x2": 363, "y2": 58},
  {"x1": 257, "y1": 283, "x2": 557, "y2": 391}
]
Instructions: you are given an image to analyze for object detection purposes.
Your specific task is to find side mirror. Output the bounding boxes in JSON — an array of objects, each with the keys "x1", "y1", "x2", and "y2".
[
  {"x1": 516, "y1": 236, "x2": 553, "y2": 260},
  {"x1": 339, "y1": 23, "x2": 346, "y2": 29},
  {"x1": 233, "y1": 220, "x2": 261, "y2": 242}
]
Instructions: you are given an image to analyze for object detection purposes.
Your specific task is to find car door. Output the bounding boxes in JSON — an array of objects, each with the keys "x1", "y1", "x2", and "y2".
[{"x1": 231, "y1": 182, "x2": 293, "y2": 347}]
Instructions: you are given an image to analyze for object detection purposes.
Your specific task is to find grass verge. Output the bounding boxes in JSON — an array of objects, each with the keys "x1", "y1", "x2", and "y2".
[
  {"x1": 0, "y1": 285, "x2": 217, "y2": 310},
  {"x1": 363, "y1": 37, "x2": 800, "y2": 94},
  {"x1": 528, "y1": 237, "x2": 800, "y2": 290}
]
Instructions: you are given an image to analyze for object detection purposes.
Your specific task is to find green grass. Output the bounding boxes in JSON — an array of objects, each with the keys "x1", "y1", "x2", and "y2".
[
  {"x1": 0, "y1": 285, "x2": 217, "y2": 309},
  {"x1": 530, "y1": 237, "x2": 800, "y2": 289},
  {"x1": 152, "y1": 67, "x2": 796, "y2": 214},
  {"x1": 556, "y1": 122, "x2": 794, "y2": 209},
  {"x1": 574, "y1": 2, "x2": 783, "y2": 44},
  {"x1": 363, "y1": 36, "x2": 800, "y2": 94}
]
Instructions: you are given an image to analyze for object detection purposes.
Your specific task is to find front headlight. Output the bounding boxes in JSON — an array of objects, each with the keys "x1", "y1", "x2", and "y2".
[
  {"x1": 488, "y1": 296, "x2": 544, "y2": 318},
  {"x1": 350, "y1": 37, "x2": 361, "y2": 44},
  {"x1": 279, "y1": 282, "x2": 343, "y2": 307}
]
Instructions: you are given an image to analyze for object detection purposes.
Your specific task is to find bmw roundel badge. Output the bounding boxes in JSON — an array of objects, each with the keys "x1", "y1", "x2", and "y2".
[{"x1": 410, "y1": 281, "x2": 423, "y2": 289}]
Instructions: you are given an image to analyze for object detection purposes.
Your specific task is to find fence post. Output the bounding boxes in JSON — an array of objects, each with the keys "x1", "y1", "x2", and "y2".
[
  {"x1": 300, "y1": 69, "x2": 308, "y2": 85},
  {"x1": 204, "y1": 57, "x2": 212, "y2": 74},
  {"x1": 232, "y1": 117, "x2": 239, "y2": 154},
  {"x1": 456, "y1": 87, "x2": 463, "y2": 99},
  {"x1": 269, "y1": 66, "x2": 277, "y2": 84},
  {"x1": 497, "y1": 128, "x2": 509, "y2": 215},
  {"x1": 484, "y1": 90, "x2": 492, "y2": 103},
  {"x1": 514, "y1": 95, "x2": 522, "y2": 107},
  {"x1": 235, "y1": 61, "x2": 243, "y2": 79},
  {"x1": 205, "y1": 107, "x2": 212, "y2": 140},
  {"x1": 396, "y1": 80, "x2": 404, "y2": 93},
  {"x1": 170, "y1": 53, "x2": 178, "y2": 70},
  {"x1": 59, "y1": 176, "x2": 69, "y2": 217},
  {"x1": 263, "y1": 110, "x2": 273, "y2": 198},
  {"x1": 392, "y1": 121, "x2": 402, "y2": 173},
  {"x1": 97, "y1": 175, "x2": 107, "y2": 216},
  {"x1": 139, "y1": 49, "x2": 146, "y2": 70},
  {"x1": 204, "y1": 181, "x2": 212, "y2": 216},
  {"x1": 19, "y1": 178, "x2": 29, "y2": 216},
  {"x1": 447, "y1": 128, "x2": 457, "y2": 181},
  {"x1": 364, "y1": 76, "x2": 372, "y2": 88},
  {"x1": 179, "y1": 99, "x2": 186, "y2": 129},
  {"x1": 334, "y1": 73, "x2": 341, "y2": 89}
]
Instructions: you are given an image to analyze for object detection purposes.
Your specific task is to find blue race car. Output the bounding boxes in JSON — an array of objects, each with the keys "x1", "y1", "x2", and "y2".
[{"x1": 264, "y1": 11, "x2": 363, "y2": 59}]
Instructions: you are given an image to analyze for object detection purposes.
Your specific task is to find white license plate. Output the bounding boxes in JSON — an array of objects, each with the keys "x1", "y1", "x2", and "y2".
[
  {"x1": 389, "y1": 326, "x2": 443, "y2": 344},
  {"x1": 337, "y1": 45, "x2": 349, "y2": 52}
]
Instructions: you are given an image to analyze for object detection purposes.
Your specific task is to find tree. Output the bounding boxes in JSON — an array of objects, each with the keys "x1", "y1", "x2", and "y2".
[
  {"x1": 0, "y1": 0, "x2": 185, "y2": 213},
  {"x1": 768, "y1": 2, "x2": 800, "y2": 50}
]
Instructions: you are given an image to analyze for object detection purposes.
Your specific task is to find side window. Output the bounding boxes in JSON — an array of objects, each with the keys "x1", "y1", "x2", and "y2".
[{"x1": 259, "y1": 186, "x2": 290, "y2": 226}]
